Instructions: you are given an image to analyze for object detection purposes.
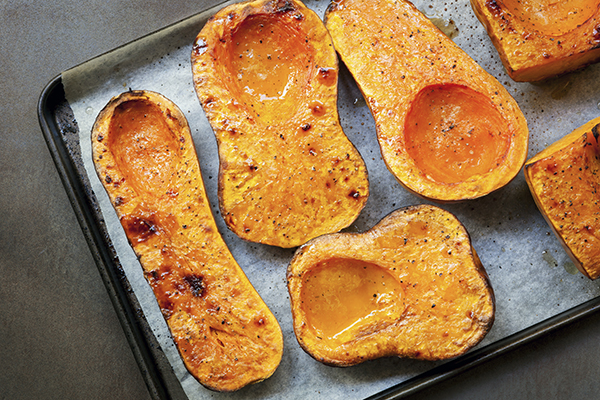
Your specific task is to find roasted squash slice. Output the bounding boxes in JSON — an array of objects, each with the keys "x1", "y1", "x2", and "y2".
[
  {"x1": 471, "y1": 0, "x2": 600, "y2": 82},
  {"x1": 525, "y1": 116, "x2": 600, "y2": 280},
  {"x1": 192, "y1": 0, "x2": 369, "y2": 248},
  {"x1": 325, "y1": 0, "x2": 528, "y2": 202},
  {"x1": 287, "y1": 204, "x2": 495, "y2": 366},
  {"x1": 91, "y1": 90, "x2": 283, "y2": 391}
]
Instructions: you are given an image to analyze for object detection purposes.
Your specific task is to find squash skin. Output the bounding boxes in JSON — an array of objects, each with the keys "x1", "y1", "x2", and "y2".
[
  {"x1": 91, "y1": 90, "x2": 283, "y2": 392},
  {"x1": 325, "y1": 0, "x2": 528, "y2": 203},
  {"x1": 471, "y1": 0, "x2": 600, "y2": 82},
  {"x1": 525, "y1": 117, "x2": 600, "y2": 280},
  {"x1": 287, "y1": 205, "x2": 495, "y2": 366},
  {"x1": 192, "y1": 0, "x2": 369, "y2": 248}
]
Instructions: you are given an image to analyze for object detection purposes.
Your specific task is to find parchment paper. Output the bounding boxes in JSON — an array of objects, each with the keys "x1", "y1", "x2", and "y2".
[{"x1": 62, "y1": 0, "x2": 600, "y2": 398}]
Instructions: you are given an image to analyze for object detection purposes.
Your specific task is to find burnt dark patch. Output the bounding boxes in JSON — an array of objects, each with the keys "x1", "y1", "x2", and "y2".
[
  {"x1": 160, "y1": 299, "x2": 174, "y2": 319},
  {"x1": 592, "y1": 123, "x2": 600, "y2": 141},
  {"x1": 301, "y1": 123, "x2": 311, "y2": 131},
  {"x1": 146, "y1": 269, "x2": 160, "y2": 284},
  {"x1": 115, "y1": 196, "x2": 125, "y2": 206},
  {"x1": 485, "y1": 0, "x2": 502, "y2": 17},
  {"x1": 184, "y1": 274, "x2": 205, "y2": 297},
  {"x1": 122, "y1": 215, "x2": 159, "y2": 243},
  {"x1": 348, "y1": 190, "x2": 360, "y2": 199},
  {"x1": 594, "y1": 25, "x2": 600, "y2": 42}
]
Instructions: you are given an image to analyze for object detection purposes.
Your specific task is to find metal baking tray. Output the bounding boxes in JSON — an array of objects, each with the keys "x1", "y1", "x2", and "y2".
[{"x1": 38, "y1": 0, "x2": 600, "y2": 398}]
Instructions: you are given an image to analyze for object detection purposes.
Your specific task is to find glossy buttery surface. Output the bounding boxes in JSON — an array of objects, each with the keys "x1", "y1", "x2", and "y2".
[
  {"x1": 192, "y1": 0, "x2": 368, "y2": 247},
  {"x1": 288, "y1": 205, "x2": 495, "y2": 366},
  {"x1": 325, "y1": 0, "x2": 528, "y2": 201}
]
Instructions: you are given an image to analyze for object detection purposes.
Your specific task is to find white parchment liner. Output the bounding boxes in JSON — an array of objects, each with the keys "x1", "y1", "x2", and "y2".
[{"x1": 62, "y1": 0, "x2": 600, "y2": 398}]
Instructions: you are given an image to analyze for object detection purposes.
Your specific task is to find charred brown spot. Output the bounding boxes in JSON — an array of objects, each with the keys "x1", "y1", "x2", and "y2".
[
  {"x1": 160, "y1": 299, "x2": 174, "y2": 319},
  {"x1": 148, "y1": 269, "x2": 160, "y2": 283},
  {"x1": 326, "y1": 0, "x2": 343, "y2": 14},
  {"x1": 317, "y1": 67, "x2": 337, "y2": 86},
  {"x1": 348, "y1": 190, "x2": 360, "y2": 199},
  {"x1": 97, "y1": 134, "x2": 104, "y2": 142},
  {"x1": 115, "y1": 196, "x2": 125, "y2": 206},
  {"x1": 310, "y1": 101, "x2": 326, "y2": 117},
  {"x1": 594, "y1": 25, "x2": 600, "y2": 42},
  {"x1": 122, "y1": 215, "x2": 159, "y2": 243},
  {"x1": 184, "y1": 274, "x2": 205, "y2": 297},
  {"x1": 301, "y1": 123, "x2": 311, "y2": 131},
  {"x1": 592, "y1": 123, "x2": 600, "y2": 141},
  {"x1": 105, "y1": 175, "x2": 112, "y2": 184},
  {"x1": 485, "y1": 0, "x2": 502, "y2": 17}
]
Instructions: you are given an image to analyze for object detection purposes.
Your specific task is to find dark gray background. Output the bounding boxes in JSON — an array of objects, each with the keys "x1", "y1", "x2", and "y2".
[{"x1": 2, "y1": 0, "x2": 600, "y2": 399}]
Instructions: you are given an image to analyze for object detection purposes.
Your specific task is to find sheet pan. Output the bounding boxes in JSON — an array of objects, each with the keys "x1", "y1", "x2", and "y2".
[{"x1": 38, "y1": 0, "x2": 600, "y2": 398}]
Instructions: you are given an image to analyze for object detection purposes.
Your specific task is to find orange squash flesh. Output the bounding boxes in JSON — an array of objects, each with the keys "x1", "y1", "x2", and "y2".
[
  {"x1": 91, "y1": 90, "x2": 283, "y2": 392},
  {"x1": 287, "y1": 205, "x2": 495, "y2": 366},
  {"x1": 404, "y1": 84, "x2": 511, "y2": 184},
  {"x1": 471, "y1": 0, "x2": 600, "y2": 82},
  {"x1": 525, "y1": 117, "x2": 600, "y2": 280},
  {"x1": 325, "y1": 0, "x2": 528, "y2": 202},
  {"x1": 192, "y1": 0, "x2": 369, "y2": 248}
]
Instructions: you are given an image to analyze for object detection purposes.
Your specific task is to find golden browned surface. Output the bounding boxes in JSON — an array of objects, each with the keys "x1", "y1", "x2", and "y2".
[
  {"x1": 191, "y1": 0, "x2": 369, "y2": 248},
  {"x1": 91, "y1": 90, "x2": 283, "y2": 391},
  {"x1": 471, "y1": 0, "x2": 600, "y2": 81},
  {"x1": 287, "y1": 205, "x2": 495, "y2": 366},
  {"x1": 525, "y1": 117, "x2": 600, "y2": 280},
  {"x1": 325, "y1": 0, "x2": 528, "y2": 202}
]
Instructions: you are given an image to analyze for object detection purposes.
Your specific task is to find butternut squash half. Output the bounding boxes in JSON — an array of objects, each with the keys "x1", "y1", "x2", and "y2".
[
  {"x1": 471, "y1": 0, "x2": 600, "y2": 82},
  {"x1": 91, "y1": 90, "x2": 283, "y2": 391},
  {"x1": 287, "y1": 204, "x2": 495, "y2": 366},
  {"x1": 191, "y1": 0, "x2": 369, "y2": 248},
  {"x1": 325, "y1": 0, "x2": 528, "y2": 202},
  {"x1": 525, "y1": 117, "x2": 600, "y2": 280}
]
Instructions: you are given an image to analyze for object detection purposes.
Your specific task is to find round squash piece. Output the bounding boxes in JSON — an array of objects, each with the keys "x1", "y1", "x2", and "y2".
[
  {"x1": 471, "y1": 0, "x2": 600, "y2": 82},
  {"x1": 287, "y1": 205, "x2": 495, "y2": 366},
  {"x1": 525, "y1": 117, "x2": 600, "y2": 280},
  {"x1": 91, "y1": 90, "x2": 283, "y2": 392},
  {"x1": 325, "y1": 0, "x2": 528, "y2": 202},
  {"x1": 191, "y1": 0, "x2": 369, "y2": 248}
]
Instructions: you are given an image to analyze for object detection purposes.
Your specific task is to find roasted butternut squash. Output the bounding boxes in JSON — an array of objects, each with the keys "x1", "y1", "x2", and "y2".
[
  {"x1": 191, "y1": 0, "x2": 369, "y2": 248},
  {"x1": 287, "y1": 204, "x2": 495, "y2": 366},
  {"x1": 325, "y1": 0, "x2": 528, "y2": 202},
  {"x1": 471, "y1": 0, "x2": 600, "y2": 82},
  {"x1": 525, "y1": 116, "x2": 600, "y2": 280},
  {"x1": 91, "y1": 90, "x2": 283, "y2": 391}
]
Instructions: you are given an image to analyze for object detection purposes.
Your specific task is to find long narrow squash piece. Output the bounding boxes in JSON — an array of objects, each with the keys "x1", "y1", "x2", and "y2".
[
  {"x1": 91, "y1": 90, "x2": 283, "y2": 392},
  {"x1": 191, "y1": 0, "x2": 369, "y2": 248},
  {"x1": 325, "y1": 0, "x2": 528, "y2": 202}
]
